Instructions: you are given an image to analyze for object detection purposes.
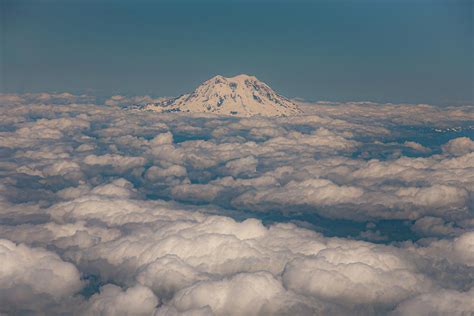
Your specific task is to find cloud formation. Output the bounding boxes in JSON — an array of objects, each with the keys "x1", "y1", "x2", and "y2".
[
  {"x1": 0, "y1": 239, "x2": 83, "y2": 313},
  {"x1": 0, "y1": 93, "x2": 473, "y2": 315}
]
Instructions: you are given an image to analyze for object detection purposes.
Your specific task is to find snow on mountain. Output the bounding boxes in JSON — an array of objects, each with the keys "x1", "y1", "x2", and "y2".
[{"x1": 140, "y1": 74, "x2": 302, "y2": 117}]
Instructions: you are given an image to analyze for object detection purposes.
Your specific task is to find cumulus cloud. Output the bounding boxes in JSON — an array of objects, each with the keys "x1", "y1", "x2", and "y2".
[
  {"x1": 411, "y1": 216, "x2": 465, "y2": 237},
  {"x1": 164, "y1": 272, "x2": 286, "y2": 315},
  {"x1": 42, "y1": 194, "x2": 457, "y2": 313},
  {"x1": 80, "y1": 284, "x2": 159, "y2": 316},
  {"x1": 105, "y1": 95, "x2": 168, "y2": 107},
  {"x1": 442, "y1": 137, "x2": 474, "y2": 156},
  {"x1": 224, "y1": 156, "x2": 258, "y2": 177},
  {"x1": 411, "y1": 231, "x2": 474, "y2": 267},
  {"x1": 235, "y1": 178, "x2": 364, "y2": 208},
  {"x1": 83, "y1": 154, "x2": 146, "y2": 173},
  {"x1": 0, "y1": 220, "x2": 121, "y2": 250},
  {"x1": 158, "y1": 271, "x2": 341, "y2": 315},
  {"x1": 0, "y1": 93, "x2": 473, "y2": 315},
  {"x1": 403, "y1": 141, "x2": 431, "y2": 153},
  {"x1": 145, "y1": 165, "x2": 187, "y2": 183},
  {"x1": 282, "y1": 245, "x2": 432, "y2": 307},
  {"x1": 391, "y1": 288, "x2": 474, "y2": 316},
  {"x1": 0, "y1": 239, "x2": 83, "y2": 313},
  {"x1": 296, "y1": 100, "x2": 474, "y2": 125}
]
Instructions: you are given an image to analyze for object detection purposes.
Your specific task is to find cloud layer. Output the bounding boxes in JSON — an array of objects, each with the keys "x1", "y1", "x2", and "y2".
[{"x1": 0, "y1": 93, "x2": 473, "y2": 315}]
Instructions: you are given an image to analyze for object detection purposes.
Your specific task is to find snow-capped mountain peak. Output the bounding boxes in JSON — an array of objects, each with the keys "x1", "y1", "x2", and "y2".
[{"x1": 142, "y1": 74, "x2": 302, "y2": 117}]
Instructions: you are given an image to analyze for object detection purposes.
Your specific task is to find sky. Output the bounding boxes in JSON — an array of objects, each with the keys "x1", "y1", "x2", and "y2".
[
  {"x1": 1, "y1": 0, "x2": 472, "y2": 105},
  {"x1": 1, "y1": 2, "x2": 474, "y2": 313}
]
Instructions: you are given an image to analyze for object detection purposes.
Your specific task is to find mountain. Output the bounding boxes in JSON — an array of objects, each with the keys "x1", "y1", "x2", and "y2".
[{"x1": 140, "y1": 74, "x2": 302, "y2": 117}]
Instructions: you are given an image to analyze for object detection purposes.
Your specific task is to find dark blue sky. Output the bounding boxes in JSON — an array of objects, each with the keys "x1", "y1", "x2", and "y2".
[{"x1": 1, "y1": 0, "x2": 472, "y2": 105}]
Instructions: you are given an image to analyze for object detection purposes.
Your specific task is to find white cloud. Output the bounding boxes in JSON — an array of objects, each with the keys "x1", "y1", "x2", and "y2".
[
  {"x1": 391, "y1": 288, "x2": 474, "y2": 316},
  {"x1": 150, "y1": 131, "x2": 174, "y2": 146},
  {"x1": 0, "y1": 239, "x2": 83, "y2": 312},
  {"x1": 403, "y1": 141, "x2": 431, "y2": 153},
  {"x1": 0, "y1": 93, "x2": 473, "y2": 314},
  {"x1": 164, "y1": 272, "x2": 301, "y2": 315},
  {"x1": 282, "y1": 245, "x2": 433, "y2": 307},
  {"x1": 83, "y1": 154, "x2": 146, "y2": 172},
  {"x1": 224, "y1": 156, "x2": 258, "y2": 177},
  {"x1": 411, "y1": 216, "x2": 465, "y2": 237},
  {"x1": 145, "y1": 165, "x2": 187, "y2": 182},
  {"x1": 80, "y1": 284, "x2": 159, "y2": 316},
  {"x1": 442, "y1": 137, "x2": 474, "y2": 156}
]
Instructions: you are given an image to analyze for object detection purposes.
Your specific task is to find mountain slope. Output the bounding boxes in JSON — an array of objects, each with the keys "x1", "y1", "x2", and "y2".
[{"x1": 142, "y1": 74, "x2": 302, "y2": 117}]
